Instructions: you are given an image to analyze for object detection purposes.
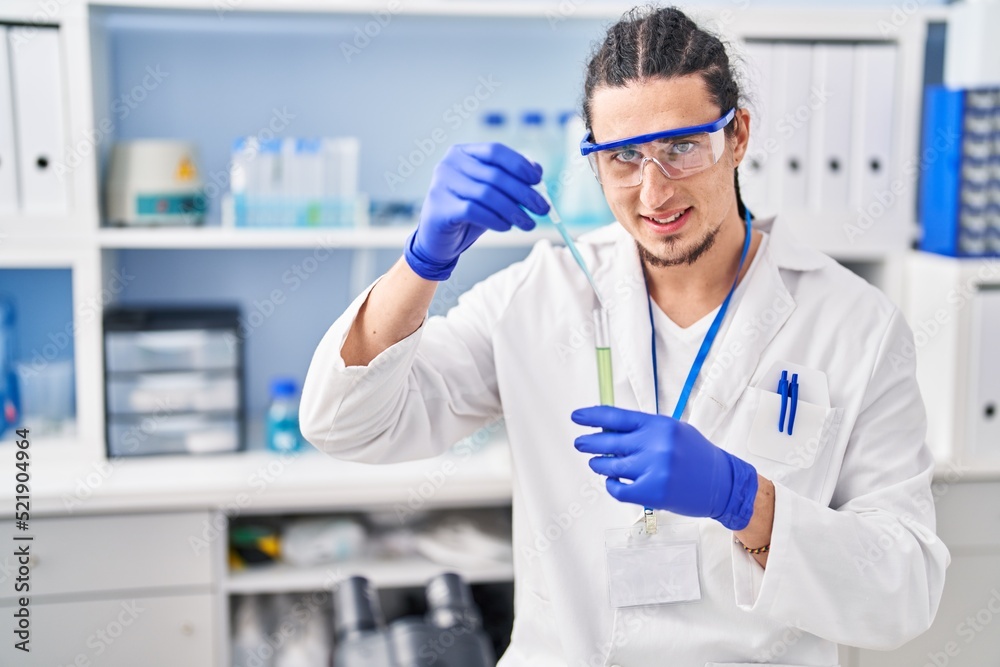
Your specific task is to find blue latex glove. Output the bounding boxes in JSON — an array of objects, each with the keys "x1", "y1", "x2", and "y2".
[
  {"x1": 571, "y1": 406, "x2": 759, "y2": 531},
  {"x1": 405, "y1": 143, "x2": 550, "y2": 281}
]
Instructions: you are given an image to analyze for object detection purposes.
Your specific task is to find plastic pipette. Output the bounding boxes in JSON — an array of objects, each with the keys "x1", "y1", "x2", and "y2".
[
  {"x1": 536, "y1": 182, "x2": 604, "y2": 307},
  {"x1": 535, "y1": 187, "x2": 649, "y2": 530}
]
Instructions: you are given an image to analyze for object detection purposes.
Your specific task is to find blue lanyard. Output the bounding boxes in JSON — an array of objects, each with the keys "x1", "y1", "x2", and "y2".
[{"x1": 646, "y1": 207, "x2": 753, "y2": 419}]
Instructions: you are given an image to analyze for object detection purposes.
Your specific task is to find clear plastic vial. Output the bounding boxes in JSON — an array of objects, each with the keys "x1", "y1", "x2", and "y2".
[
  {"x1": 266, "y1": 378, "x2": 303, "y2": 453},
  {"x1": 594, "y1": 308, "x2": 614, "y2": 406}
]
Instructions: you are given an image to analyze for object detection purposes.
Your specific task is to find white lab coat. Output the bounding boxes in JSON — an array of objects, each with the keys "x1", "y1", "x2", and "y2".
[{"x1": 301, "y1": 216, "x2": 950, "y2": 667}]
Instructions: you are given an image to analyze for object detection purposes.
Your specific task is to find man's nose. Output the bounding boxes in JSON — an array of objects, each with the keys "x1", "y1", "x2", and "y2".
[{"x1": 639, "y1": 158, "x2": 677, "y2": 210}]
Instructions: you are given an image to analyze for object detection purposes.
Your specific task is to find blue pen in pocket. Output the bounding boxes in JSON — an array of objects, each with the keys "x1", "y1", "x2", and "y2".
[
  {"x1": 788, "y1": 373, "x2": 799, "y2": 435},
  {"x1": 777, "y1": 370, "x2": 788, "y2": 433}
]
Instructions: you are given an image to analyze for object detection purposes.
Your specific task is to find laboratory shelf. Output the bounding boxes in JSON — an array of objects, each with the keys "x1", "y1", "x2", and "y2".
[
  {"x1": 91, "y1": 0, "x2": 634, "y2": 19},
  {"x1": 96, "y1": 225, "x2": 597, "y2": 250},
  {"x1": 825, "y1": 248, "x2": 907, "y2": 262},
  {"x1": 87, "y1": 2, "x2": 950, "y2": 38},
  {"x1": 0, "y1": 237, "x2": 95, "y2": 266},
  {"x1": 13, "y1": 423, "x2": 79, "y2": 448},
  {"x1": 225, "y1": 555, "x2": 514, "y2": 594},
  {"x1": 4, "y1": 429, "x2": 514, "y2": 516},
  {"x1": 0, "y1": 215, "x2": 95, "y2": 233}
]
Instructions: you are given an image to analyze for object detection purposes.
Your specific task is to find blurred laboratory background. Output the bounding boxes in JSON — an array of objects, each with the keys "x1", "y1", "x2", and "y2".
[{"x1": 0, "y1": 0, "x2": 999, "y2": 665}]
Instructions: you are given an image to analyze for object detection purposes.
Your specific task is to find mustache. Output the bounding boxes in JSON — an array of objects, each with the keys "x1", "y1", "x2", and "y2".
[{"x1": 636, "y1": 221, "x2": 722, "y2": 268}]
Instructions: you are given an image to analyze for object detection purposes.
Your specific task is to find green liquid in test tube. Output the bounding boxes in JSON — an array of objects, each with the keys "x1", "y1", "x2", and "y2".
[{"x1": 594, "y1": 307, "x2": 614, "y2": 406}]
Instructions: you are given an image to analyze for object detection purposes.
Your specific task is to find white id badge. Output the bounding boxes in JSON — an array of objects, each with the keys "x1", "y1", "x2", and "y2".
[{"x1": 605, "y1": 518, "x2": 702, "y2": 608}]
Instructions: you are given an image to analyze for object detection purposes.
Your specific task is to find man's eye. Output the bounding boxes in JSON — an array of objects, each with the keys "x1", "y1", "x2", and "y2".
[
  {"x1": 611, "y1": 148, "x2": 640, "y2": 163},
  {"x1": 670, "y1": 142, "x2": 696, "y2": 155}
]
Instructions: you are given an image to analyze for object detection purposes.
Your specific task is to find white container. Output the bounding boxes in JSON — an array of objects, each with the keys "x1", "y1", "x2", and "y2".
[
  {"x1": 322, "y1": 137, "x2": 360, "y2": 201},
  {"x1": 228, "y1": 136, "x2": 362, "y2": 227},
  {"x1": 105, "y1": 139, "x2": 206, "y2": 226},
  {"x1": 16, "y1": 358, "x2": 74, "y2": 433},
  {"x1": 281, "y1": 518, "x2": 366, "y2": 566}
]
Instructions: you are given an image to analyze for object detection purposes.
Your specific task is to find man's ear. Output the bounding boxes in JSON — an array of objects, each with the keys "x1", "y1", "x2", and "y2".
[{"x1": 731, "y1": 108, "x2": 752, "y2": 167}]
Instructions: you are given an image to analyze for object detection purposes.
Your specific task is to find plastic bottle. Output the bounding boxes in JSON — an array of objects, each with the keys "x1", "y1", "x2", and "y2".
[
  {"x1": 321, "y1": 137, "x2": 360, "y2": 227},
  {"x1": 265, "y1": 378, "x2": 303, "y2": 453},
  {"x1": 519, "y1": 111, "x2": 558, "y2": 181},
  {"x1": 514, "y1": 110, "x2": 546, "y2": 162},
  {"x1": 228, "y1": 137, "x2": 252, "y2": 227},
  {"x1": 554, "y1": 114, "x2": 612, "y2": 227},
  {"x1": 274, "y1": 592, "x2": 332, "y2": 667},
  {"x1": 480, "y1": 111, "x2": 509, "y2": 146},
  {"x1": 547, "y1": 111, "x2": 574, "y2": 193},
  {"x1": 512, "y1": 110, "x2": 561, "y2": 223},
  {"x1": 231, "y1": 595, "x2": 275, "y2": 667},
  {"x1": 257, "y1": 138, "x2": 284, "y2": 227}
]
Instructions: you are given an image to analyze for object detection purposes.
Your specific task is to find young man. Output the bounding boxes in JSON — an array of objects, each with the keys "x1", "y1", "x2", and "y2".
[{"x1": 301, "y1": 7, "x2": 948, "y2": 665}]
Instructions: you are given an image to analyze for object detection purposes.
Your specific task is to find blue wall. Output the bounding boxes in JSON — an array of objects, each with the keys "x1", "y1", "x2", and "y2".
[{"x1": 0, "y1": 269, "x2": 75, "y2": 366}]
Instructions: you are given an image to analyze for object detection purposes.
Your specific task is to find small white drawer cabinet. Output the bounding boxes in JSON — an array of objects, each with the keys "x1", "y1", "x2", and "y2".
[{"x1": 0, "y1": 511, "x2": 220, "y2": 666}]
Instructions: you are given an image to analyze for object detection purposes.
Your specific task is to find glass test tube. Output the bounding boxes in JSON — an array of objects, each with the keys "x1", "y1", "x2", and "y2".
[{"x1": 594, "y1": 307, "x2": 614, "y2": 406}]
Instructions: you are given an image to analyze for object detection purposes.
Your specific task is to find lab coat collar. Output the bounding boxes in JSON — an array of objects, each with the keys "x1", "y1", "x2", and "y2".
[
  {"x1": 591, "y1": 214, "x2": 822, "y2": 438},
  {"x1": 753, "y1": 214, "x2": 829, "y2": 272}
]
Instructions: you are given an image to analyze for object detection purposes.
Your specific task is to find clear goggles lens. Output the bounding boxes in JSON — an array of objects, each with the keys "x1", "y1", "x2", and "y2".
[{"x1": 586, "y1": 125, "x2": 727, "y2": 187}]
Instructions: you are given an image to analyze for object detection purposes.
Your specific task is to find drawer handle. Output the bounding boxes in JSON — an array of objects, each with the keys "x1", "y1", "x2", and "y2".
[
  {"x1": 135, "y1": 332, "x2": 210, "y2": 350},
  {"x1": 181, "y1": 622, "x2": 195, "y2": 636}
]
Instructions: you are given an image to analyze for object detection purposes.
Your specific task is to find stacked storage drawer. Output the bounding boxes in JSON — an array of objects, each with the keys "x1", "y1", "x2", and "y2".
[{"x1": 104, "y1": 307, "x2": 244, "y2": 456}]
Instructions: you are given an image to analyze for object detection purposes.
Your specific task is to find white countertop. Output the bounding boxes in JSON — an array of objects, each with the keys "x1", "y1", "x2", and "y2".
[
  {"x1": 931, "y1": 460, "x2": 1000, "y2": 484},
  {"x1": 4, "y1": 430, "x2": 513, "y2": 518},
  {"x1": 4, "y1": 428, "x2": 997, "y2": 519}
]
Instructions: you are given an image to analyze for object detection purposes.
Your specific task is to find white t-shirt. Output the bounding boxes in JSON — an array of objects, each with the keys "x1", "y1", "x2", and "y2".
[{"x1": 650, "y1": 232, "x2": 770, "y2": 420}]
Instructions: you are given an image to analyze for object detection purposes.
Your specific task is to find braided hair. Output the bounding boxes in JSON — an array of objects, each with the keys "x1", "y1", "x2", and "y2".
[{"x1": 582, "y1": 6, "x2": 750, "y2": 219}]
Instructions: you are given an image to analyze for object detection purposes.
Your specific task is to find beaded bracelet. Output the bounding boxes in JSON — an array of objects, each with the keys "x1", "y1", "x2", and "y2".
[{"x1": 735, "y1": 538, "x2": 770, "y2": 555}]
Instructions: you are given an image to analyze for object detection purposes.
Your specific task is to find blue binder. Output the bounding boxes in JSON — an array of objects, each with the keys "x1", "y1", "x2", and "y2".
[{"x1": 919, "y1": 85, "x2": 1000, "y2": 257}]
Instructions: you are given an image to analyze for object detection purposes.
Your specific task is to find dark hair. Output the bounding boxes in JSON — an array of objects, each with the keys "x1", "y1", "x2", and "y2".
[{"x1": 582, "y1": 6, "x2": 749, "y2": 219}]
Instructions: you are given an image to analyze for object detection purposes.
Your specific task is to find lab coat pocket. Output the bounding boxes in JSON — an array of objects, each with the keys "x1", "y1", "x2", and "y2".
[{"x1": 744, "y1": 386, "x2": 842, "y2": 469}]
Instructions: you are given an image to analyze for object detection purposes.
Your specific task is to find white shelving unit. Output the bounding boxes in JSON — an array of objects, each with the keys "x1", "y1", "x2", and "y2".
[
  {"x1": 0, "y1": 0, "x2": 940, "y2": 468},
  {"x1": 96, "y1": 225, "x2": 581, "y2": 249},
  {"x1": 225, "y1": 556, "x2": 514, "y2": 595}
]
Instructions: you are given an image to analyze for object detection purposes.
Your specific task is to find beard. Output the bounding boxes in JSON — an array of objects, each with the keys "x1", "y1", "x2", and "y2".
[{"x1": 636, "y1": 218, "x2": 724, "y2": 268}]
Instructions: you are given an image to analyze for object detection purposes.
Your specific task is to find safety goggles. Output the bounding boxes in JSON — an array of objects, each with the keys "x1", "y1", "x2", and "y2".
[{"x1": 580, "y1": 108, "x2": 735, "y2": 186}]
